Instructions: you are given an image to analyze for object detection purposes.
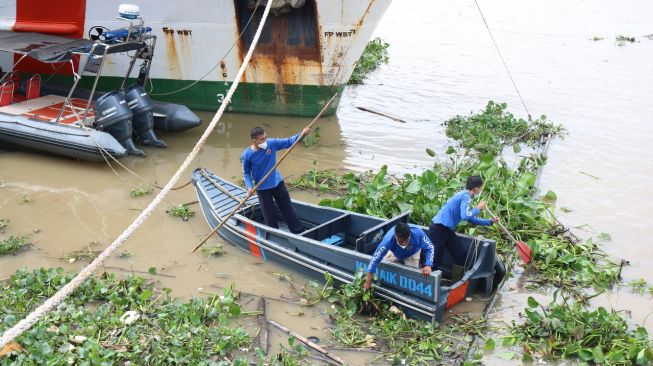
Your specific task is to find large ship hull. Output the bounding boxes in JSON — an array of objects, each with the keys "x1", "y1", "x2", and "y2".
[{"x1": 0, "y1": 0, "x2": 392, "y2": 116}]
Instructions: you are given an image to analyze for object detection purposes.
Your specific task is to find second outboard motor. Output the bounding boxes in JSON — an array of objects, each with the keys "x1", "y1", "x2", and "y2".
[
  {"x1": 94, "y1": 91, "x2": 145, "y2": 156},
  {"x1": 124, "y1": 85, "x2": 166, "y2": 148}
]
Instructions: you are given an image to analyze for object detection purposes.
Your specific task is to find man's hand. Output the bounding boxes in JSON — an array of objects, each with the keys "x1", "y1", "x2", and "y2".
[
  {"x1": 477, "y1": 201, "x2": 487, "y2": 210},
  {"x1": 364, "y1": 272, "x2": 374, "y2": 290},
  {"x1": 491, "y1": 217, "x2": 499, "y2": 223},
  {"x1": 421, "y1": 266, "x2": 432, "y2": 277},
  {"x1": 301, "y1": 127, "x2": 311, "y2": 137},
  {"x1": 247, "y1": 188, "x2": 255, "y2": 196}
]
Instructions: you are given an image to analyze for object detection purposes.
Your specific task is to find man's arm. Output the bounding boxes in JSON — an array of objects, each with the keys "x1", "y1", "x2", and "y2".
[
  {"x1": 271, "y1": 128, "x2": 311, "y2": 150},
  {"x1": 417, "y1": 230, "x2": 434, "y2": 276},
  {"x1": 364, "y1": 231, "x2": 394, "y2": 289},
  {"x1": 242, "y1": 154, "x2": 253, "y2": 191}
]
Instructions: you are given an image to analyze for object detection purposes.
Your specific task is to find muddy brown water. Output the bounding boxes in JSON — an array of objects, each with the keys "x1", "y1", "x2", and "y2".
[{"x1": 2, "y1": 0, "x2": 653, "y2": 364}]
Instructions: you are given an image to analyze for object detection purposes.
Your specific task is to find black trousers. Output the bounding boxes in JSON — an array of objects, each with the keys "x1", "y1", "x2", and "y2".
[
  {"x1": 256, "y1": 181, "x2": 303, "y2": 234},
  {"x1": 428, "y1": 223, "x2": 466, "y2": 268}
]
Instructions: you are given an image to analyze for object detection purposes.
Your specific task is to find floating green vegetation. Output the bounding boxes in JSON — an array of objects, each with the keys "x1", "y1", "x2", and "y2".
[
  {"x1": 590, "y1": 35, "x2": 605, "y2": 41},
  {"x1": 0, "y1": 218, "x2": 9, "y2": 232},
  {"x1": 0, "y1": 268, "x2": 278, "y2": 365},
  {"x1": 349, "y1": 37, "x2": 390, "y2": 85},
  {"x1": 301, "y1": 126, "x2": 321, "y2": 147},
  {"x1": 202, "y1": 243, "x2": 225, "y2": 257},
  {"x1": 129, "y1": 183, "x2": 153, "y2": 198},
  {"x1": 19, "y1": 193, "x2": 31, "y2": 204},
  {"x1": 627, "y1": 278, "x2": 653, "y2": 296},
  {"x1": 166, "y1": 204, "x2": 195, "y2": 221},
  {"x1": 288, "y1": 161, "x2": 355, "y2": 194},
  {"x1": 616, "y1": 35, "x2": 636, "y2": 46},
  {"x1": 325, "y1": 271, "x2": 488, "y2": 364},
  {"x1": 318, "y1": 102, "x2": 617, "y2": 298},
  {"x1": 0, "y1": 235, "x2": 30, "y2": 255},
  {"x1": 508, "y1": 296, "x2": 653, "y2": 365},
  {"x1": 62, "y1": 246, "x2": 101, "y2": 262},
  {"x1": 444, "y1": 101, "x2": 565, "y2": 157}
]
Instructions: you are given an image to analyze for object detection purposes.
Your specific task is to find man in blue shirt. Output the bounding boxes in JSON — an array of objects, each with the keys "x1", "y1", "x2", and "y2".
[
  {"x1": 242, "y1": 126, "x2": 310, "y2": 233},
  {"x1": 364, "y1": 222, "x2": 435, "y2": 290},
  {"x1": 428, "y1": 176, "x2": 498, "y2": 269}
]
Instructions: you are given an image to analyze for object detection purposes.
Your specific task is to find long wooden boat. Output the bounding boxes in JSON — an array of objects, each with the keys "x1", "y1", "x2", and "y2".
[{"x1": 192, "y1": 168, "x2": 503, "y2": 322}]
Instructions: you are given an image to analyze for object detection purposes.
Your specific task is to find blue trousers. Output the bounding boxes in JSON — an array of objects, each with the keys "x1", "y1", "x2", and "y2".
[{"x1": 256, "y1": 181, "x2": 303, "y2": 234}]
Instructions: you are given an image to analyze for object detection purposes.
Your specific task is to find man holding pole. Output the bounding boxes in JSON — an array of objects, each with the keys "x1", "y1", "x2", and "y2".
[{"x1": 242, "y1": 126, "x2": 310, "y2": 234}]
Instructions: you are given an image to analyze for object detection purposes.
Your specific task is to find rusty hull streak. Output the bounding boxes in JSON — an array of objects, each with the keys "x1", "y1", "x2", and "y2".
[
  {"x1": 358, "y1": 0, "x2": 378, "y2": 27},
  {"x1": 162, "y1": 27, "x2": 182, "y2": 80},
  {"x1": 233, "y1": 0, "x2": 324, "y2": 101}
]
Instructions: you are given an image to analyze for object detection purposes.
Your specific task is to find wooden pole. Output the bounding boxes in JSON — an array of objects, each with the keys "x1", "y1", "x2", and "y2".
[
  {"x1": 268, "y1": 319, "x2": 345, "y2": 365},
  {"x1": 192, "y1": 93, "x2": 338, "y2": 253},
  {"x1": 257, "y1": 297, "x2": 268, "y2": 355}
]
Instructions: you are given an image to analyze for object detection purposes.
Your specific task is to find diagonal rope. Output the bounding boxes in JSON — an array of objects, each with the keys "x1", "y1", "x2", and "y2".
[
  {"x1": 473, "y1": 0, "x2": 532, "y2": 120},
  {"x1": 0, "y1": 0, "x2": 274, "y2": 349}
]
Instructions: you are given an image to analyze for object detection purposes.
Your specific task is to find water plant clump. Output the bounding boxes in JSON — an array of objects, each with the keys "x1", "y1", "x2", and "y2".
[
  {"x1": 166, "y1": 204, "x2": 195, "y2": 221},
  {"x1": 202, "y1": 243, "x2": 225, "y2": 257},
  {"x1": 509, "y1": 296, "x2": 653, "y2": 365},
  {"x1": 0, "y1": 218, "x2": 9, "y2": 232},
  {"x1": 349, "y1": 37, "x2": 390, "y2": 84},
  {"x1": 443, "y1": 101, "x2": 565, "y2": 157},
  {"x1": 288, "y1": 161, "x2": 356, "y2": 194},
  {"x1": 0, "y1": 268, "x2": 267, "y2": 365},
  {"x1": 301, "y1": 126, "x2": 321, "y2": 147},
  {"x1": 130, "y1": 183, "x2": 153, "y2": 198},
  {"x1": 615, "y1": 35, "x2": 636, "y2": 46},
  {"x1": 325, "y1": 271, "x2": 488, "y2": 364},
  {"x1": 0, "y1": 235, "x2": 30, "y2": 255}
]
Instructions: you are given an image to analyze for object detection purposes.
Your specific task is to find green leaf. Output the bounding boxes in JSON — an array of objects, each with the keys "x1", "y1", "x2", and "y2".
[
  {"x1": 522, "y1": 352, "x2": 534, "y2": 363},
  {"x1": 543, "y1": 190, "x2": 557, "y2": 201},
  {"x1": 483, "y1": 338, "x2": 496, "y2": 351},
  {"x1": 148, "y1": 267, "x2": 157, "y2": 275},
  {"x1": 637, "y1": 348, "x2": 653, "y2": 365},
  {"x1": 512, "y1": 144, "x2": 521, "y2": 153},
  {"x1": 405, "y1": 180, "x2": 421, "y2": 194},
  {"x1": 592, "y1": 346, "x2": 605, "y2": 363},
  {"x1": 527, "y1": 296, "x2": 539, "y2": 308},
  {"x1": 502, "y1": 336, "x2": 516, "y2": 347},
  {"x1": 446, "y1": 146, "x2": 456, "y2": 154},
  {"x1": 579, "y1": 349, "x2": 594, "y2": 361},
  {"x1": 426, "y1": 148, "x2": 436, "y2": 157}
]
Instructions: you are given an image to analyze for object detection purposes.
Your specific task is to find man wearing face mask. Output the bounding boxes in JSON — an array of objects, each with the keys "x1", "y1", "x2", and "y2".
[
  {"x1": 364, "y1": 222, "x2": 435, "y2": 290},
  {"x1": 428, "y1": 176, "x2": 499, "y2": 276},
  {"x1": 242, "y1": 126, "x2": 311, "y2": 233}
]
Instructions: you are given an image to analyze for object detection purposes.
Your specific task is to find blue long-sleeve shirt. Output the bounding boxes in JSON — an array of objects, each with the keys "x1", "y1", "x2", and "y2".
[
  {"x1": 432, "y1": 190, "x2": 492, "y2": 230},
  {"x1": 242, "y1": 133, "x2": 301, "y2": 191},
  {"x1": 367, "y1": 224, "x2": 434, "y2": 273}
]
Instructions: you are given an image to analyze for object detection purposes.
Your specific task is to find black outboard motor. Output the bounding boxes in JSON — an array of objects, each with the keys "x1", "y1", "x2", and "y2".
[
  {"x1": 94, "y1": 91, "x2": 145, "y2": 156},
  {"x1": 124, "y1": 85, "x2": 167, "y2": 148}
]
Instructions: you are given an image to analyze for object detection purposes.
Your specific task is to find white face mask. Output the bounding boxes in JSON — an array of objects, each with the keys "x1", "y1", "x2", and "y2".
[{"x1": 257, "y1": 141, "x2": 268, "y2": 150}]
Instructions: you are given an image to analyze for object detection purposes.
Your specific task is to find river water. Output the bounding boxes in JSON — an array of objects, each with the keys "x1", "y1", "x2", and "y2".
[{"x1": 1, "y1": 0, "x2": 652, "y2": 364}]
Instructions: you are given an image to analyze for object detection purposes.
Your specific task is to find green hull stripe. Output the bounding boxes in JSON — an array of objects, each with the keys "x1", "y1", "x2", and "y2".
[{"x1": 46, "y1": 75, "x2": 343, "y2": 117}]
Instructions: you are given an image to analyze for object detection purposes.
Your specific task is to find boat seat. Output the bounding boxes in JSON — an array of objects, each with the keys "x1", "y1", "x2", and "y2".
[
  {"x1": 26, "y1": 74, "x2": 41, "y2": 100},
  {"x1": 354, "y1": 211, "x2": 411, "y2": 254},
  {"x1": 300, "y1": 213, "x2": 349, "y2": 242},
  {"x1": 0, "y1": 80, "x2": 14, "y2": 107}
]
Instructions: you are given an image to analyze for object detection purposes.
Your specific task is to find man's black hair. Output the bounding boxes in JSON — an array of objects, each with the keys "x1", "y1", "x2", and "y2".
[
  {"x1": 395, "y1": 222, "x2": 410, "y2": 240},
  {"x1": 466, "y1": 176, "x2": 484, "y2": 190},
  {"x1": 250, "y1": 126, "x2": 265, "y2": 140}
]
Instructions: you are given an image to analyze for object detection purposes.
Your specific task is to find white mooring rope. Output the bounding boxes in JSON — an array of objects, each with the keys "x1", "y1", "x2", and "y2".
[{"x1": 0, "y1": 0, "x2": 274, "y2": 349}]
